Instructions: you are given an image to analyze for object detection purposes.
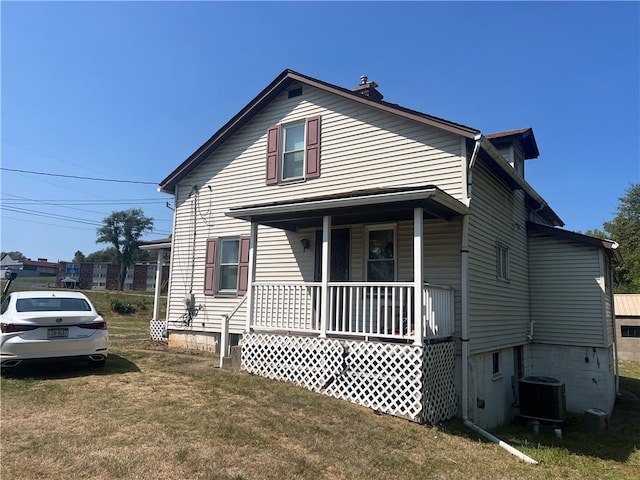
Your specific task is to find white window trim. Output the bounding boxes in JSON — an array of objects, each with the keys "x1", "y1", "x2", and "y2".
[
  {"x1": 281, "y1": 122, "x2": 306, "y2": 182},
  {"x1": 217, "y1": 237, "x2": 241, "y2": 294},
  {"x1": 365, "y1": 224, "x2": 397, "y2": 282}
]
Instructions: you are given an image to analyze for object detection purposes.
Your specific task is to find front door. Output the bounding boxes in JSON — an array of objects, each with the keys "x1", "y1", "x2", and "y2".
[{"x1": 314, "y1": 228, "x2": 350, "y2": 282}]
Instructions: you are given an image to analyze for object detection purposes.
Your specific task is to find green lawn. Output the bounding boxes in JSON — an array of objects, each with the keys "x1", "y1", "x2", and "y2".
[{"x1": 1, "y1": 289, "x2": 638, "y2": 479}]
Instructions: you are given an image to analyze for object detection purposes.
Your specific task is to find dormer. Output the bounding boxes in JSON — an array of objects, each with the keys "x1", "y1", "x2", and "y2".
[{"x1": 486, "y1": 128, "x2": 539, "y2": 178}]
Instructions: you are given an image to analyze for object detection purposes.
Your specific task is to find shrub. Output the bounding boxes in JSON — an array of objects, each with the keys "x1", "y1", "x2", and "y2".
[{"x1": 110, "y1": 298, "x2": 136, "y2": 314}]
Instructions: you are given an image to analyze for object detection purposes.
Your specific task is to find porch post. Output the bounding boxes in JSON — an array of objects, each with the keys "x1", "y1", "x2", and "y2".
[
  {"x1": 245, "y1": 221, "x2": 257, "y2": 333},
  {"x1": 151, "y1": 249, "x2": 165, "y2": 321},
  {"x1": 413, "y1": 207, "x2": 424, "y2": 344},
  {"x1": 320, "y1": 215, "x2": 331, "y2": 338}
]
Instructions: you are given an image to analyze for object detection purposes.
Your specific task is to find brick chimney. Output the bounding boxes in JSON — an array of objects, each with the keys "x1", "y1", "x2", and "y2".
[{"x1": 351, "y1": 75, "x2": 384, "y2": 101}]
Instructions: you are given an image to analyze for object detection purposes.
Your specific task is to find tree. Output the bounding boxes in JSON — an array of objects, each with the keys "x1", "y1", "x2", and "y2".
[
  {"x1": 72, "y1": 251, "x2": 86, "y2": 263},
  {"x1": 1, "y1": 251, "x2": 26, "y2": 261},
  {"x1": 96, "y1": 209, "x2": 153, "y2": 290},
  {"x1": 85, "y1": 248, "x2": 119, "y2": 263},
  {"x1": 603, "y1": 183, "x2": 640, "y2": 293}
]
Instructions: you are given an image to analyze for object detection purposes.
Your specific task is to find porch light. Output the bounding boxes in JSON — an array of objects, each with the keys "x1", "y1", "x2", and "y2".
[{"x1": 300, "y1": 238, "x2": 310, "y2": 251}]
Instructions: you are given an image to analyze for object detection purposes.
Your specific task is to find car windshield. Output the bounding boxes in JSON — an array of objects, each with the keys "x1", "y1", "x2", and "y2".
[{"x1": 16, "y1": 298, "x2": 91, "y2": 312}]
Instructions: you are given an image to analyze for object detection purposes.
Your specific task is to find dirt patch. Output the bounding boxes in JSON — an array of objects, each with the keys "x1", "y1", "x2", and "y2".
[{"x1": 167, "y1": 357, "x2": 221, "y2": 374}]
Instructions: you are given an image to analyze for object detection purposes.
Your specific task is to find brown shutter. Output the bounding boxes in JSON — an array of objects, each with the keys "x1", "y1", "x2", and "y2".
[
  {"x1": 305, "y1": 115, "x2": 321, "y2": 179},
  {"x1": 204, "y1": 238, "x2": 218, "y2": 295},
  {"x1": 266, "y1": 125, "x2": 280, "y2": 185},
  {"x1": 237, "y1": 235, "x2": 250, "y2": 295}
]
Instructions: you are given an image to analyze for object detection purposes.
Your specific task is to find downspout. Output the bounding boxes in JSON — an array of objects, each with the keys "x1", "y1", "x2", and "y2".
[
  {"x1": 607, "y1": 250, "x2": 620, "y2": 396},
  {"x1": 463, "y1": 135, "x2": 538, "y2": 465}
]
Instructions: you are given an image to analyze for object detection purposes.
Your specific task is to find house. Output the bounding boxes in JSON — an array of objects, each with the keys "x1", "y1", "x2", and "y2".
[
  {"x1": 157, "y1": 69, "x2": 620, "y2": 429},
  {"x1": 0, "y1": 255, "x2": 57, "y2": 278},
  {"x1": 614, "y1": 294, "x2": 640, "y2": 362},
  {"x1": 0, "y1": 255, "x2": 23, "y2": 273}
]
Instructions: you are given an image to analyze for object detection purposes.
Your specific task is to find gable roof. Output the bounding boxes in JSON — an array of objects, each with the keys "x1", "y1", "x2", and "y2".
[
  {"x1": 159, "y1": 69, "x2": 480, "y2": 194},
  {"x1": 158, "y1": 69, "x2": 562, "y2": 226},
  {"x1": 486, "y1": 128, "x2": 540, "y2": 160}
]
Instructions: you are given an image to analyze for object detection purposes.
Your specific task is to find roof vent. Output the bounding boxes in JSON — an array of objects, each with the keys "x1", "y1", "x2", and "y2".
[{"x1": 352, "y1": 75, "x2": 384, "y2": 101}]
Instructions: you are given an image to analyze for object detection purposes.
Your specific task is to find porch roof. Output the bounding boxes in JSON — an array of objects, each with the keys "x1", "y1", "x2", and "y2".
[{"x1": 226, "y1": 185, "x2": 468, "y2": 231}]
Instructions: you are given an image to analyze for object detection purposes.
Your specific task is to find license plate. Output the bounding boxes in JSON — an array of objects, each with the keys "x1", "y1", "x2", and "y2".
[{"x1": 48, "y1": 328, "x2": 69, "y2": 338}]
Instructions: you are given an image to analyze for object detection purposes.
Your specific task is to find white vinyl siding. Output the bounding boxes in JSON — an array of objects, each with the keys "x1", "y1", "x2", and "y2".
[
  {"x1": 467, "y1": 160, "x2": 530, "y2": 354},
  {"x1": 528, "y1": 231, "x2": 609, "y2": 347},
  {"x1": 166, "y1": 85, "x2": 466, "y2": 335}
]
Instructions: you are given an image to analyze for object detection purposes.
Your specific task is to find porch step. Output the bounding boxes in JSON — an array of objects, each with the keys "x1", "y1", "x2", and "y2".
[{"x1": 221, "y1": 345, "x2": 242, "y2": 371}]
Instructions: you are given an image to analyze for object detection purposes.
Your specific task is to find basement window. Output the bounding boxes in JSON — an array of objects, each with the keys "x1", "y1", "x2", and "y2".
[{"x1": 492, "y1": 351, "x2": 503, "y2": 380}]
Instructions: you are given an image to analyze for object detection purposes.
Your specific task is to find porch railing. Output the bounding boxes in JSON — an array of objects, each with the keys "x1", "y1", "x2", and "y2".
[{"x1": 250, "y1": 281, "x2": 455, "y2": 341}]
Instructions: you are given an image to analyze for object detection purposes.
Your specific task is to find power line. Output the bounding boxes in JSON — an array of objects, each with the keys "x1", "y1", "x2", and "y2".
[
  {"x1": 1, "y1": 198, "x2": 165, "y2": 206},
  {"x1": 1, "y1": 205, "x2": 104, "y2": 226},
  {"x1": 1, "y1": 167, "x2": 159, "y2": 185},
  {"x1": 1, "y1": 213, "x2": 171, "y2": 237}
]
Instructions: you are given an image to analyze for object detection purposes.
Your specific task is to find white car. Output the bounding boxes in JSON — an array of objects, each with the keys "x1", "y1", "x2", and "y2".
[{"x1": 1, "y1": 291, "x2": 108, "y2": 370}]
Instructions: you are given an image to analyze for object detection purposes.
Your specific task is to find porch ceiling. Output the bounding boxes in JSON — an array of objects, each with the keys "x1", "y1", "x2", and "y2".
[{"x1": 226, "y1": 186, "x2": 468, "y2": 231}]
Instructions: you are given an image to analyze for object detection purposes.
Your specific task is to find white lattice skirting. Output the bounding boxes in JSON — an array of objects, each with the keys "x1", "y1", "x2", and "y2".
[
  {"x1": 150, "y1": 320, "x2": 167, "y2": 341},
  {"x1": 242, "y1": 333, "x2": 457, "y2": 424}
]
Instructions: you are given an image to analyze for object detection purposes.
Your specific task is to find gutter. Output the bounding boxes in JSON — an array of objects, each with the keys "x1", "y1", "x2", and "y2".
[
  {"x1": 461, "y1": 138, "x2": 539, "y2": 465},
  {"x1": 475, "y1": 134, "x2": 563, "y2": 227}
]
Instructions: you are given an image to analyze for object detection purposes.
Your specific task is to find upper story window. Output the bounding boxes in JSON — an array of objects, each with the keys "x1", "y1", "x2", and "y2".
[
  {"x1": 266, "y1": 116, "x2": 321, "y2": 185},
  {"x1": 283, "y1": 123, "x2": 305, "y2": 180},
  {"x1": 496, "y1": 243, "x2": 510, "y2": 281},
  {"x1": 366, "y1": 225, "x2": 396, "y2": 282}
]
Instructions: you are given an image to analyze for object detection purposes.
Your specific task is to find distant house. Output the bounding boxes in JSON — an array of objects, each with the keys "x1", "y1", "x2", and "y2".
[
  {"x1": 0, "y1": 255, "x2": 22, "y2": 272},
  {"x1": 0, "y1": 255, "x2": 57, "y2": 277},
  {"x1": 21, "y1": 258, "x2": 58, "y2": 277},
  {"x1": 157, "y1": 69, "x2": 620, "y2": 429},
  {"x1": 615, "y1": 294, "x2": 640, "y2": 362}
]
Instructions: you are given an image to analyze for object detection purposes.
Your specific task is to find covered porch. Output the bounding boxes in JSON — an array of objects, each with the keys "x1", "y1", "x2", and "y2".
[
  {"x1": 226, "y1": 186, "x2": 466, "y2": 423},
  {"x1": 227, "y1": 185, "x2": 467, "y2": 346}
]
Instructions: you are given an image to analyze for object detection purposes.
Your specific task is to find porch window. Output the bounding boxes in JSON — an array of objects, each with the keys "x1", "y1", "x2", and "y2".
[
  {"x1": 496, "y1": 243, "x2": 510, "y2": 281},
  {"x1": 366, "y1": 226, "x2": 396, "y2": 281},
  {"x1": 265, "y1": 116, "x2": 321, "y2": 184}
]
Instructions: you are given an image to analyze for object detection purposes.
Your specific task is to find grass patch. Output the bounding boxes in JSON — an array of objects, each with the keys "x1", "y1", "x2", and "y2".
[
  {"x1": 620, "y1": 360, "x2": 640, "y2": 397},
  {"x1": 1, "y1": 289, "x2": 639, "y2": 479}
]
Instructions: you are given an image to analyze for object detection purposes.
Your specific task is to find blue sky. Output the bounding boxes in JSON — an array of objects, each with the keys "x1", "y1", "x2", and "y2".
[{"x1": 1, "y1": 1, "x2": 639, "y2": 262}]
